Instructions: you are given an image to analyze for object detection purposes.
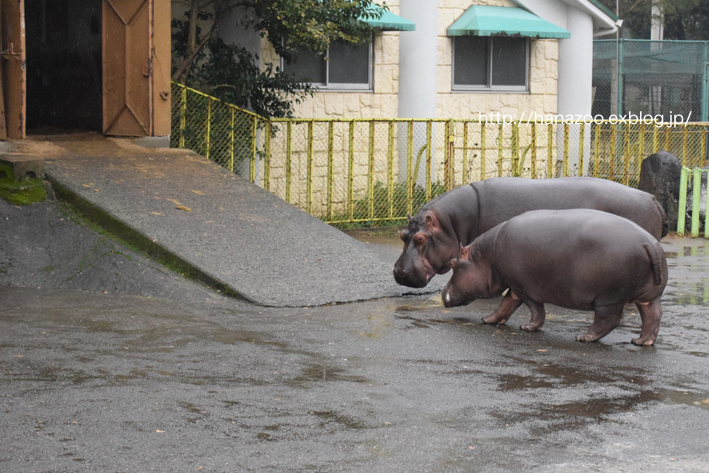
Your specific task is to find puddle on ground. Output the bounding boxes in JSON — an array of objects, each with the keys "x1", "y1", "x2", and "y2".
[{"x1": 287, "y1": 363, "x2": 372, "y2": 388}]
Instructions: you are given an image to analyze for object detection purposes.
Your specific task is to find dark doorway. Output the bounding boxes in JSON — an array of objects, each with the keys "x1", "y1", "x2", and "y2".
[{"x1": 25, "y1": 0, "x2": 102, "y2": 132}]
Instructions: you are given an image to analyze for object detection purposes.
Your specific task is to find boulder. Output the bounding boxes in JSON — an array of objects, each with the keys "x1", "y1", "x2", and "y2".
[{"x1": 638, "y1": 151, "x2": 681, "y2": 233}]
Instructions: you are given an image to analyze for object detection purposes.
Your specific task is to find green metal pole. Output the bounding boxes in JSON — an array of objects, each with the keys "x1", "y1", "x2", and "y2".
[
  {"x1": 677, "y1": 167, "x2": 688, "y2": 236},
  {"x1": 692, "y1": 167, "x2": 701, "y2": 237}
]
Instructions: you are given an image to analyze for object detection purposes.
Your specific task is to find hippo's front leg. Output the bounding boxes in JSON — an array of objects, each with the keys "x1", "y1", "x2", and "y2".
[
  {"x1": 519, "y1": 299, "x2": 546, "y2": 332},
  {"x1": 482, "y1": 292, "x2": 523, "y2": 325}
]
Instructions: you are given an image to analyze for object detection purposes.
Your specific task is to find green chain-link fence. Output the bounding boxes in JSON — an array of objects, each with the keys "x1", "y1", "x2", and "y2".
[{"x1": 172, "y1": 82, "x2": 709, "y2": 225}]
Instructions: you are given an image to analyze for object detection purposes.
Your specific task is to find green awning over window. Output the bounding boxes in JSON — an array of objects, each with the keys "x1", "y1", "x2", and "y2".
[
  {"x1": 447, "y1": 5, "x2": 570, "y2": 39},
  {"x1": 361, "y1": 6, "x2": 415, "y2": 31}
]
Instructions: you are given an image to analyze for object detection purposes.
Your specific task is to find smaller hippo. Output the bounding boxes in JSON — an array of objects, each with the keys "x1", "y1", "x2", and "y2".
[{"x1": 441, "y1": 209, "x2": 668, "y2": 345}]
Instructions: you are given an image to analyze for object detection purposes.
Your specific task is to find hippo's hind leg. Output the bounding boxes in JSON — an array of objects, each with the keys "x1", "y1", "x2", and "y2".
[
  {"x1": 576, "y1": 304, "x2": 623, "y2": 342},
  {"x1": 520, "y1": 300, "x2": 546, "y2": 332},
  {"x1": 482, "y1": 292, "x2": 523, "y2": 325},
  {"x1": 632, "y1": 298, "x2": 662, "y2": 346}
]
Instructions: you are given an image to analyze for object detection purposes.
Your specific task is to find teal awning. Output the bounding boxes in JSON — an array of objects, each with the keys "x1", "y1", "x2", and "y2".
[
  {"x1": 447, "y1": 5, "x2": 570, "y2": 39},
  {"x1": 361, "y1": 6, "x2": 415, "y2": 31}
]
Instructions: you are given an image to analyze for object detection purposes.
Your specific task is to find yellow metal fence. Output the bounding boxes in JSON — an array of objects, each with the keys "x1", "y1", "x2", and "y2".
[{"x1": 171, "y1": 83, "x2": 709, "y2": 225}]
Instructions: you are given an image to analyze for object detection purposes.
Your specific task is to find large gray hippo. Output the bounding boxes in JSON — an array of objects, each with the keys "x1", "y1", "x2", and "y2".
[
  {"x1": 441, "y1": 209, "x2": 667, "y2": 345},
  {"x1": 394, "y1": 177, "x2": 666, "y2": 318}
]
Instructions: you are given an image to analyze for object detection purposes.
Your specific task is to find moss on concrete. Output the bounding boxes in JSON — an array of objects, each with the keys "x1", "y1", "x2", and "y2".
[{"x1": 0, "y1": 178, "x2": 47, "y2": 206}]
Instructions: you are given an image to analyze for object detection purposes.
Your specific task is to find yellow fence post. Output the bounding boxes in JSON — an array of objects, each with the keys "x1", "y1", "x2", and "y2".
[
  {"x1": 462, "y1": 122, "x2": 469, "y2": 184},
  {"x1": 512, "y1": 122, "x2": 519, "y2": 177},
  {"x1": 250, "y1": 117, "x2": 257, "y2": 183},
  {"x1": 531, "y1": 122, "x2": 537, "y2": 179},
  {"x1": 179, "y1": 86, "x2": 187, "y2": 148},
  {"x1": 547, "y1": 124, "x2": 553, "y2": 178},
  {"x1": 497, "y1": 123, "x2": 503, "y2": 178},
  {"x1": 327, "y1": 121, "x2": 334, "y2": 222},
  {"x1": 306, "y1": 120, "x2": 313, "y2": 214},
  {"x1": 593, "y1": 124, "x2": 600, "y2": 178},
  {"x1": 426, "y1": 120, "x2": 432, "y2": 201},
  {"x1": 447, "y1": 119, "x2": 455, "y2": 190},
  {"x1": 348, "y1": 121, "x2": 355, "y2": 222},
  {"x1": 578, "y1": 123, "x2": 585, "y2": 177},
  {"x1": 264, "y1": 121, "x2": 271, "y2": 192},
  {"x1": 388, "y1": 120, "x2": 395, "y2": 220},
  {"x1": 480, "y1": 123, "x2": 486, "y2": 181},
  {"x1": 229, "y1": 108, "x2": 235, "y2": 172},
  {"x1": 623, "y1": 125, "x2": 630, "y2": 186},
  {"x1": 638, "y1": 123, "x2": 645, "y2": 183},
  {"x1": 610, "y1": 124, "x2": 616, "y2": 182},
  {"x1": 407, "y1": 121, "x2": 413, "y2": 216},
  {"x1": 286, "y1": 121, "x2": 292, "y2": 203},
  {"x1": 368, "y1": 120, "x2": 375, "y2": 220},
  {"x1": 206, "y1": 98, "x2": 212, "y2": 160},
  {"x1": 563, "y1": 123, "x2": 569, "y2": 177}
]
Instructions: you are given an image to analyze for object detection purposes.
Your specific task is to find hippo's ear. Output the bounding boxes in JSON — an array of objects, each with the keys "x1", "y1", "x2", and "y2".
[
  {"x1": 459, "y1": 244, "x2": 472, "y2": 260},
  {"x1": 423, "y1": 212, "x2": 440, "y2": 232},
  {"x1": 407, "y1": 213, "x2": 413, "y2": 224}
]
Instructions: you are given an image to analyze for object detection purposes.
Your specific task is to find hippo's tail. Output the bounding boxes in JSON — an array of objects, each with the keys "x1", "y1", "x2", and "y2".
[{"x1": 644, "y1": 242, "x2": 664, "y2": 285}]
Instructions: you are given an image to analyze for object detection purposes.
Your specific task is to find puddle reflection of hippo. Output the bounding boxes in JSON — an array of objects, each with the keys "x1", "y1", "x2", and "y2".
[
  {"x1": 394, "y1": 177, "x2": 667, "y2": 321},
  {"x1": 441, "y1": 209, "x2": 668, "y2": 345}
]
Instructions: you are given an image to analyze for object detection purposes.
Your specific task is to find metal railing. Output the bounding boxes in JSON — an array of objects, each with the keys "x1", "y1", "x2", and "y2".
[
  {"x1": 678, "y1": 167, "x2": 708, "y2": 238},
  {"x1": 171, "y1": 82, "x2": 709, "y2": 225}
]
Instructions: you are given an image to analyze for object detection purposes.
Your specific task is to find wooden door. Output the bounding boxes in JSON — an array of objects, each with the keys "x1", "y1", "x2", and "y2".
[
  {"x1": 0, "y1": 0, "x2": 26, "y2": 140},
  {"x1": 103, "y1": 0, "x2": 151, "y2": 136}
]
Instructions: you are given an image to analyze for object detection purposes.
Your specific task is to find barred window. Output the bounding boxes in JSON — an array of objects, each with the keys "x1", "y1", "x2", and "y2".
[
  {"x1": 453, "y1": 36, "x2": 528, "y2": 92},
  {"x1": 283, "y1": 40, "x2": 372, "y2": 91}
]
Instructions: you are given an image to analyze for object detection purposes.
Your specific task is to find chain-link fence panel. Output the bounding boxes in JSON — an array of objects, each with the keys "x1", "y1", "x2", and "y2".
[
  {"x1": 594, "y1": 39, "x2": 708, "y2": 123},
  {"x1": 172, "y1": 83, "x2": 708, "y2": 226}
]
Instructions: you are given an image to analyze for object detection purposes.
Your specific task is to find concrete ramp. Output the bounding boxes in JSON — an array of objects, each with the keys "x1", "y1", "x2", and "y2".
[{"x1": 40, "y1": 138, "x2": 444, "y2": 306}]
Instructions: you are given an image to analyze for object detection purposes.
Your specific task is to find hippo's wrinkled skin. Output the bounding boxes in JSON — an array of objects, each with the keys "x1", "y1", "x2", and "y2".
[
  {"x1": 441, "y1": 209, "x2": 668, "y2": 345},
  {"x1": 394, "y1": 177, "x2": 666, "y2": 289}
]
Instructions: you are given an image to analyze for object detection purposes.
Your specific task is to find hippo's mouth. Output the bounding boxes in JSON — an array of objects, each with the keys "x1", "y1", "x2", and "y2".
[{"x1": 422, "y1": 259, "x2": 436, "y2": 282}]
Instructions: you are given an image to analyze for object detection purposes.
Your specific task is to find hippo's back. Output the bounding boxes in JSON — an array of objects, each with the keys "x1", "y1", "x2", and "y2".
[{"x1": 472, "y1": 177, "x2": 665, "y2": 240}]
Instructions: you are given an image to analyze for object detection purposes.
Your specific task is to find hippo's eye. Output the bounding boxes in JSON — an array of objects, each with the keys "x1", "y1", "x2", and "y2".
[
  {"x1": 414, "y1": 232, "x2": 426, "y2": 245},
  {"x1": 399, "y1": 230, "x2": 409, "y2": 242}
]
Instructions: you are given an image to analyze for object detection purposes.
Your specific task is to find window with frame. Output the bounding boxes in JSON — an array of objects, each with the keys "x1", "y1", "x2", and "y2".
[
  {"x1": 452, "y1": 36, "x2": 529, "y2": 92},
  {"x1": 282, "y1": 39, "x2": 373, "y2": 91}
]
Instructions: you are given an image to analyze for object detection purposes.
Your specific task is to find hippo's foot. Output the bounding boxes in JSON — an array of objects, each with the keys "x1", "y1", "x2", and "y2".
[
  {"x1": 631, "y1": 335, "x2": 656, "y2": 346},
  {"x1": 482, "y1": 313, "x2": 509, "y2": 325},
  {"x1": 520, "y1": 322, "x2": 542, "y2": 332},
  {"x1": 575, "y1": 331, "x2": 601, "y2": 342}
]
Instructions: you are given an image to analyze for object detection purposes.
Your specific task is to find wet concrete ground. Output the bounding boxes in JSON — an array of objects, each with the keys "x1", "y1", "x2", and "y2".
[{"x1": 2, "y1": 201, "x2": 709, "y2": 472}]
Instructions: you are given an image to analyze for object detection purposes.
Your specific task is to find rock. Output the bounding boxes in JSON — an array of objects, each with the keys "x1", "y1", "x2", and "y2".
[{"x1": 638, "y1": 151, "x2": 682, "y2": 233}]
